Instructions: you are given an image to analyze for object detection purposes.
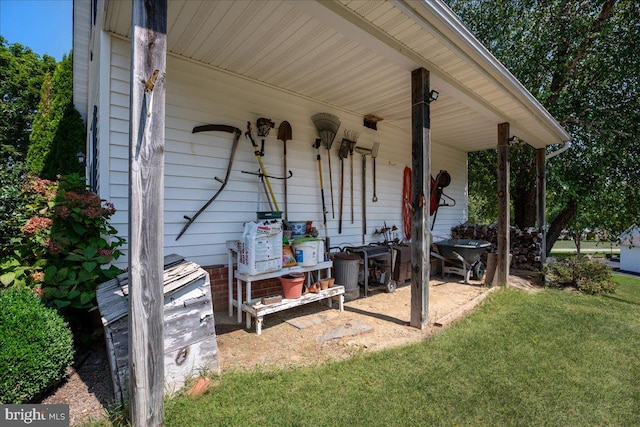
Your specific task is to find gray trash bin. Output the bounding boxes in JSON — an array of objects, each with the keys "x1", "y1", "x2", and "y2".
[{"x1": 333, "y1": 252, "x2": 360, "y2": 301}]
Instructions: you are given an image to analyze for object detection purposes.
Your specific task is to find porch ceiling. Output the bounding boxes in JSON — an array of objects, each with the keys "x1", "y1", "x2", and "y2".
[{"x1": 103, "y1": 0, "x2": 569, "y2": 151}]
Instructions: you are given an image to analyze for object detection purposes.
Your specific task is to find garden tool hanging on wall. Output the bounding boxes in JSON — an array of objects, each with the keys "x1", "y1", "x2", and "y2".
[
  {"x1": 311, "y1": 113, "x2": 341, "y2": 218},
  {"x1": 176, "y1": 124, "x2": 242, "y2": 240},
  {"x1": 245, "y1": 119, "x2": 280, "y2": 212},
  {"x1": 277, "y1": 121, "x2": 293, "y2": 221},
  {"x1": 313, "y1": 138, "x2": 330, "y2": 250},
  {"x1": 347, "y1": 132, "x2": 359, "y2": 224},
  {"x1": 430, "y1": 170, "x2": 455, "y2": 230},
  {"x1": 337, "y1": 135, "x2": 351, "y2": 234},
  {"x1": 371, "y1": 141, "x2": 380, "y2": 202},
  {"x1": 355, "y1": 146, "x2": 372, "y2": 244}
]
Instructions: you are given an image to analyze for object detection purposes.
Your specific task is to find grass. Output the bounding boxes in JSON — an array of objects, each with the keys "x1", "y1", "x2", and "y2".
[
  {"x1": 551, "y1": 239, "x2": 620, "y2": 254},
  {"x1": 94, "y1": 275, "x2": 640, "y2": 426}
]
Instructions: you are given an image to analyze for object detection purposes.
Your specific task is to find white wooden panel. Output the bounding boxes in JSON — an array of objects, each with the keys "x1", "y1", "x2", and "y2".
[{"x1": 105, "y1": 37, "x2": 469, "y2": 268}]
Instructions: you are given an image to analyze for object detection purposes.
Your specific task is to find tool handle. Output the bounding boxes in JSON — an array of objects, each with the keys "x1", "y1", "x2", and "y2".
[{"x1": 372, "y1": 158, "x2": 378, "y2": 202}]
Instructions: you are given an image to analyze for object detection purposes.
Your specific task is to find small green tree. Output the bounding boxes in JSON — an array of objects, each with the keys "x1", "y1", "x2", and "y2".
[
  {"x1": 26, "y1": 53, "x2": 85, "y2": 179},
  {"x1": 0, "y1": 37, "x2": 56, "y2": 164}
]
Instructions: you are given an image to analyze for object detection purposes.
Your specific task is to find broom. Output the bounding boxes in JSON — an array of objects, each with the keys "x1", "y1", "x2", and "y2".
[{"x1": 311, "y1": 113, "x2": 341, "y2": 219}]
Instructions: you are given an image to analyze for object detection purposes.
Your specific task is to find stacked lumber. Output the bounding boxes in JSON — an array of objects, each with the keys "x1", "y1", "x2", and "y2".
[{"x1": 450, "y1": 222, "x2": 543, "y2": 271}]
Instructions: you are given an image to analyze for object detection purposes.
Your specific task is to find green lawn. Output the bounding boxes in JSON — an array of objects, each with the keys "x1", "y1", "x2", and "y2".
[
  {"x1": 95, "y1": 276, "x2": 640, "y2": 426},
  {"x1": 551, "y1": 239, "x2": 620, "y2": 254}
]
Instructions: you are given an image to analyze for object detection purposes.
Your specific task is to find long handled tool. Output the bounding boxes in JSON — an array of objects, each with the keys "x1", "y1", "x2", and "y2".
[
  {"x1": 348, "y1": 135, "x2": 358, "y2": 223},
  {"x1": 355, "y1": 146, "x2": 371, "y2": 244},
  {"x1": 278, "y1": 121, "x2": 292, "y2": 220},
  {"x1": 177, "y1": 124, "x2": 242, "y2": 240},
  {"x1": 314, "y1": 138, "x2": 329, "y2": 248},
  {"x1": 245, "y1": 121, "x2": 279, "y2": 212},
  {"x1": 371, "y1": 141, "x2": 380, "y2": 202},
  {"x1": 338, "y1": 138, "x2": 351, "y2": 234},
  {"x1": 311, "y1": 113, "x2": 341, "y2": 219}
]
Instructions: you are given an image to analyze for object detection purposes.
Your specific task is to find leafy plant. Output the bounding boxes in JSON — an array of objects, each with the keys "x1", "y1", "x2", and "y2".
[
  {"x1": 0, "y1": 286, "x2": 74, "y2": 403},
  {"x1": 0, "y1": 174, "x2": 124, "y2": 311},
  {"x1": 544, "y1": 255, "x2": 617, "y2": 294}
]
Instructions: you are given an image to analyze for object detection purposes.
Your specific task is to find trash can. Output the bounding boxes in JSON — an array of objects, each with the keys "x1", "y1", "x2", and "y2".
[{"x1": 333, "y1": 252, "x2": 360, "y2": 301}]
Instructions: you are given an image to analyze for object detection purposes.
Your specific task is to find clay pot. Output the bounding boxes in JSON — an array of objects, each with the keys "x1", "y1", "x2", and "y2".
[
  {"x1": 279, "y1": 273, "x2": 305, "y2": 299},
  {"x1": 320, "y1": 277, "x2": 335, "y2": 290}
]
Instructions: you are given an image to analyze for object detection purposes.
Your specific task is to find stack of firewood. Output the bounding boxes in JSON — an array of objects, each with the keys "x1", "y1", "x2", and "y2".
[{"x1": 450, "y1": 222, "x2": 543, "y2": 271}]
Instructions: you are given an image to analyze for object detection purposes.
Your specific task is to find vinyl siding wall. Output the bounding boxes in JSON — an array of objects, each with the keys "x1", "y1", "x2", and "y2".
[{"x1": 105, "y1": 36, "x2": 468, "y2": 268}]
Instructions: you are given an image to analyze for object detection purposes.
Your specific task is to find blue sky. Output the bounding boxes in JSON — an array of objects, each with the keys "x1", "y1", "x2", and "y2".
[{"x1": 0, "y1": 0, "x2": 72, "y2": 61}]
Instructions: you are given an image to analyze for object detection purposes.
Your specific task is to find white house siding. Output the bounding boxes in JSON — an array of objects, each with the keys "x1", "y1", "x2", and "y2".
[
  {"x1": 72, "y1": 0, "x2": 90, "y2": 123},
  {"x1": 106, "y1": 36, "x2": 467, "y2": 268}
]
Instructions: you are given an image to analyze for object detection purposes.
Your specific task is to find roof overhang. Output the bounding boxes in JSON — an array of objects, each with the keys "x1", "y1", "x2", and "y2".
[{"x1": 101, "y1": 0, "x2": 570, "y2": 151}]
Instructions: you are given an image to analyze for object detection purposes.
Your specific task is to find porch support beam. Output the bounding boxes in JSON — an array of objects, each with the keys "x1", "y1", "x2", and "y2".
[
  {"x1": 536, "y1": 148, "x2": 546, "y2": 263},
  {"x1": 496, "y1": 123, "x2": 510, "y2": 286},
  {"x1": 410, "y1": 67, "x2": 431, "y2": 329},
  {"x1": 128, "y1": 0, "x2": 167, "y2": 425}
]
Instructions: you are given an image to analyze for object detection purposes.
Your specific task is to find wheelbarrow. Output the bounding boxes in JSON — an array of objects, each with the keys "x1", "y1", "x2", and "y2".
[{"x1": 433, "y1": 239, "x2": 491, "y2": 284}]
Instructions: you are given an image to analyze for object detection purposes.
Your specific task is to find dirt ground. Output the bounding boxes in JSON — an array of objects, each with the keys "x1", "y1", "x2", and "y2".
[{"x1": 40, "y1": 272, "x2": 540, "y2": 426}]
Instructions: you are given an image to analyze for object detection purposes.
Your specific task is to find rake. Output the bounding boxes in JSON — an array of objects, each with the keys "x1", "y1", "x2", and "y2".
[
  {"x1": 344, "y1": 130, "x2": 360, "y2": 224},
  {"x1": 311, "y1": 113, "x2": 341, "y2": 218},
  {"x1": 355, "y1": 146, "x2": 372, "y2": 244}
]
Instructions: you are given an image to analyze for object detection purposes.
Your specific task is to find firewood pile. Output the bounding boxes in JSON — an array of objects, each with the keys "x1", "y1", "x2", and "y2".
[{"x1": 450, "y1": 222, "x2": 543, "y2": 271}]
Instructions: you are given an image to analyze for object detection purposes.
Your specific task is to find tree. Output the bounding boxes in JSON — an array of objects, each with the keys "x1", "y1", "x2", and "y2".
[
  {"x1": 26, "y1": 53, "x2": 85, "y2": 179},
  {"x1": 448, "y1": 0, "x2": 640, "y2": 254},
  {"x1": 0, "y1": 37, "x2": 55, "y2": 164}
]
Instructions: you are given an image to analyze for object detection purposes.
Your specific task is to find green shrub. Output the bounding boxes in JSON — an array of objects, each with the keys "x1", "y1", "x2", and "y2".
[
  {"x1": 0, "y1": 174, "x2": 124, "y2": 311},
  {"x1": 544, "y1": 256, "x2": 617, "y2": 294},
  {"x1": 0, "y1": 286, "x2": 74, "y2": 403}
]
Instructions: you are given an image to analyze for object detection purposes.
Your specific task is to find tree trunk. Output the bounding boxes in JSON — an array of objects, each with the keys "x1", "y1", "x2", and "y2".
[
  {"x1": 513, "y1": 185, "x2": 537, "y2": 229},
  {"x1": 546, "y1": 198, "x2": 578, "y2": 256}
]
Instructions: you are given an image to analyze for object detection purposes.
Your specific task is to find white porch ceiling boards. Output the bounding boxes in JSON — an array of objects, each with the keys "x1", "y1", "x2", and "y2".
[{"x1": 103, "y1": 0, "x2": 569, "y2": 151}]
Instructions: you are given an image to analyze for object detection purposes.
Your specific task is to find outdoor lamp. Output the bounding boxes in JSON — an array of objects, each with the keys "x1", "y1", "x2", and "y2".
[
  {"x1": 427, "y1": 90, "x2": 439, "y2": 103},
  {"x1": 76, "y1": 152, "x2": 86, "y2": 167}
]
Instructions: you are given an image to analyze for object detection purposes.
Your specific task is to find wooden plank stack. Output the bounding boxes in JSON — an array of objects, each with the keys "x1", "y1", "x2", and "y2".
[{"x1": 450, "y1": 222, "x2": 543, "y2": 271}]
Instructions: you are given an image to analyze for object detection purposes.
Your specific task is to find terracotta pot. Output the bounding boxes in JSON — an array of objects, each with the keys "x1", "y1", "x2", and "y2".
[
  {"x1": 279, "y1": 273, "x2": 305, "y2": 299},
  {"x1": 320, "y1": 277, "x2": 335, "y2": 290}
]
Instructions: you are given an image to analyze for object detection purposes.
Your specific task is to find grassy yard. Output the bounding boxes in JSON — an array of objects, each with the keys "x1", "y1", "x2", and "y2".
[
  {"x1": 96, "y1": 276, "x2": 640, "y2": 426},
  {"x1": 551, "y1": 239, "x2": 620, "y2": 254}
]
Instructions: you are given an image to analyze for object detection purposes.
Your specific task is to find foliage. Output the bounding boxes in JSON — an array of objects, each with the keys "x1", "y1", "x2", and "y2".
[
  {"x1": 0, "y1": 160, "x2": 29, "y2": 258},
  {"x1": 0, "y1": 36, "x2": 56, "y2": 164},
  {"x1": 544, "y1": 255, "x2": 617, "y2": 294},
  {"x1": 26, "y1": 53, "x2": 85, "y2": 179},
  {"x1": 0, "y1": 174, "x2": 124, "y2": 311},
  {"x1": 448, "y1": 0, "x2": 640, "y2": 253},
  {"x1": 0, "y1": 286, "x2": 74, "y2": 403}
]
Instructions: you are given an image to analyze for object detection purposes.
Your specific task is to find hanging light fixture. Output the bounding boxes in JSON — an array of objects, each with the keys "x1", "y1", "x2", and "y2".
[{"x1": 76, "y1": 152, "x2": 86, "y2": 167}]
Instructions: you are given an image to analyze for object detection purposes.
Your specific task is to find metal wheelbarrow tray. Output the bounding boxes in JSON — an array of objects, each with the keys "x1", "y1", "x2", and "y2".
[{"x1": 433, "y1": 239, "x2": 491, "y2": 284}]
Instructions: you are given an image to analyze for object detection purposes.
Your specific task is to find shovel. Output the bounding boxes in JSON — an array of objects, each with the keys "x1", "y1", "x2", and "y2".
[{"x1": 278, "y1": 121, "x2": 292, "y2": 220}]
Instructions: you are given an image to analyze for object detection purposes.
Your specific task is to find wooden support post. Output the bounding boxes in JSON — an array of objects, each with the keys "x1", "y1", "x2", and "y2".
[
  {"x1": 410, "y1": 68, "x2": 430, "y2": 329},
  {"x1": 536, "y1": 148, "x2": 546, "y2": 263},
  {"x1": 496, "y1": 123, "x2": 510, "y2": 286},
  {"x1": 128, "y1": 0, "x2": 167, "y2": 425}
]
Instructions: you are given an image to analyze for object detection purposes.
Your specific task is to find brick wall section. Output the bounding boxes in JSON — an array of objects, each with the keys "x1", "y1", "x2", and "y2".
[{"x1": 203, "y1": 264, "x2": 282, "y2": 312}]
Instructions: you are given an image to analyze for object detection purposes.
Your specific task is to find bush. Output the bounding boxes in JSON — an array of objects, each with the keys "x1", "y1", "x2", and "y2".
[
  {"x1": 543, "y1": 256, "x2": 617, "y2": 294},
  {"x1": 0, "y1": 174, "x2": 124, "y2": 311},
  {"x1": 0, "y1": 286, "x2": 74, "y2": 403}
]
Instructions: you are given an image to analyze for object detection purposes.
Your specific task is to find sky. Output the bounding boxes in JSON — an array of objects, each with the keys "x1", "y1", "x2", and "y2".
[{"x1": 0, "y1": 0, "x2": 72, "y2": 61}]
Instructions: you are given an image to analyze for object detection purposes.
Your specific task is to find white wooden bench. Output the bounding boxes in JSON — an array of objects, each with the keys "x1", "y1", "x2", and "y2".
[{"x1": 242, "y1": 285, "x2": 345, "y2": 334}]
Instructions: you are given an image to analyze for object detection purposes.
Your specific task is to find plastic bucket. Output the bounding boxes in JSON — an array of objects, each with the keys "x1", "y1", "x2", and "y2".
[
  {"x1": 279, "y1": 273, "x2": 305, "y2": 299},
  {"x1": 333, "y1": 252, "x2": 361, "y2": 301},
  {"x1": 293, "y1": 238, "x2": 318, "y2": 267}
]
